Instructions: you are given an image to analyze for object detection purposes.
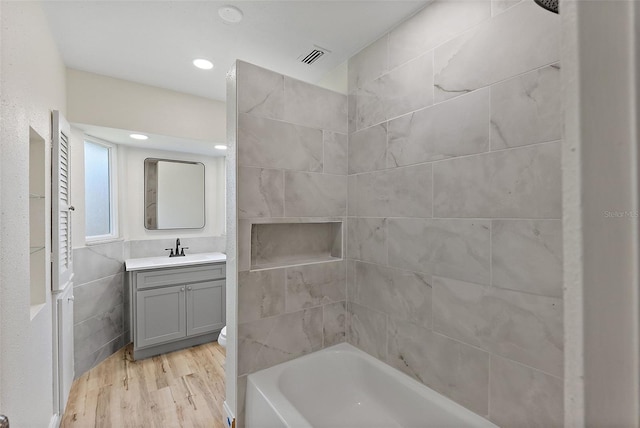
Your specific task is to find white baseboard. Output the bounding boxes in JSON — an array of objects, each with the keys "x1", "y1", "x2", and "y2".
[
  {"x1": 48, "y1": 413, "x2": 61, "y2": 428},
  {"x1": 223, "y1": 401, "x2": 235, "y2": 428}
]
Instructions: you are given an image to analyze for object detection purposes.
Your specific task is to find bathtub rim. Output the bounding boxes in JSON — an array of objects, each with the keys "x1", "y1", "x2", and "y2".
[{"x1": 245, "y1": 342, "x2": 497, "y2": 428}]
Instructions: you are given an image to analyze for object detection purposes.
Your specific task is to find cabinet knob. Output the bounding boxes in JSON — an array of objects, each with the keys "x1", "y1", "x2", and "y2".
[
  {"x1": 187, "y1": 286, "x2": 192, "y2": 291},
  {"x1": 180, "y1": 287, "x2": 185, "y2": 292}
]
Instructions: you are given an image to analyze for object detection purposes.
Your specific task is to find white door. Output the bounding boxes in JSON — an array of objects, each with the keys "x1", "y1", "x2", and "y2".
[
  {"x1": 51, "y1": 110, "x2": 75, "y2": 417},
  {"x1": 57, "y1": 286, "x2": 75, "y2": 413},
  {"x1": 52, "y1": 110, "x2": 73, "y2": 292}
]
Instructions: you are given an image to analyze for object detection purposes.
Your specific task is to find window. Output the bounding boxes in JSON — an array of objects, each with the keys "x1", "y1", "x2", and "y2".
[{"x1": 84, "y1": 138, "x2": 118, "y2": 242}]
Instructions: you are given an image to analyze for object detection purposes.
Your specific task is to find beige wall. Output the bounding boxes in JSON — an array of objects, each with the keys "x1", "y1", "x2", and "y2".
[
  {"x1": 122, "y1": 146, "x2": 225, "y2": 241},
  {"x1": 67, "y1": 68, "x2": 226, "y2": 143},
  {"x1": 0, "y1": 1, "x2": 67, "y2": 425}
]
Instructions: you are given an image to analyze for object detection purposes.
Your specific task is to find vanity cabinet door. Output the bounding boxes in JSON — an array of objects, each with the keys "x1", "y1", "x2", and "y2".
[
  {"x1": 186, "y1": 280, "x2": 225, "y2": 337},
  {"x1": 136, "y1": 285, "x2": 186, "y2": 348}
]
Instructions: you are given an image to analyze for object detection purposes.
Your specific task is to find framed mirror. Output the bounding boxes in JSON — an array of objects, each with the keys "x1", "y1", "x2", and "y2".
[{"x1": 144, "y1": 158, "x2": 205, "y2": 229}]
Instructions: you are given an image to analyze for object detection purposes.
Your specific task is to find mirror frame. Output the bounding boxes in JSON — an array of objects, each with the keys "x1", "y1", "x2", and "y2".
[{"x1": 144, "y1": 157, "x2": 206, "y2": 230}]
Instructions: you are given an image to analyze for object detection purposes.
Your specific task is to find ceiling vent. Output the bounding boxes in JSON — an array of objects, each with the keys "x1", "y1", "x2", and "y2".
[{"x1": 298, "y1": 46, "x2": 330, "y2": 65}]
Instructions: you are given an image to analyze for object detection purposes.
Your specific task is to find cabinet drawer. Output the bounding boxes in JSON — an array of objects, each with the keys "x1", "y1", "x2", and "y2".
[{"x1": 135, "y1": 263, "x2": 225, "y2": 290}]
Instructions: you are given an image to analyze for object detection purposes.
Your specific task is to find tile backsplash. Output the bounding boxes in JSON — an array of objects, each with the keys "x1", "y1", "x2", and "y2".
[{"x1": 346, "y1": 0, "x2": 563, "y2": 425}]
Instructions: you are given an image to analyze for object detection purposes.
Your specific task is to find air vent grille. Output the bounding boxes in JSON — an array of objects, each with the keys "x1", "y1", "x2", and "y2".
[{"x1": 298, "y1": 46, "x2": 330, "y2": 65}]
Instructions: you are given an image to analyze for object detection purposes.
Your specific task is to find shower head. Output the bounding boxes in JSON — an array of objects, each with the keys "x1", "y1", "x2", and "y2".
[{"x1": 534, "y1": 0, "x2": 559, "y2": 14}]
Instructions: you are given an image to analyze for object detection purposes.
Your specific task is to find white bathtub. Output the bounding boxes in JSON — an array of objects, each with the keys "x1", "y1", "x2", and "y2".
[{"x1": 246, "y1": 343, "x2": 497, "y2": 428}]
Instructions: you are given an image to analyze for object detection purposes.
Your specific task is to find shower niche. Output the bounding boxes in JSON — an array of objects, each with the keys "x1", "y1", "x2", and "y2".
[{"x1": 249, "y1": 220, "x2": 343, "y2": 271}]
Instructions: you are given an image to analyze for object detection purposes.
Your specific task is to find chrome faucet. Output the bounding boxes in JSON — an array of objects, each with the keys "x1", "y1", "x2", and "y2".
[{"x1": 165, "y1": 238, "x2": 188, "y2": 257}]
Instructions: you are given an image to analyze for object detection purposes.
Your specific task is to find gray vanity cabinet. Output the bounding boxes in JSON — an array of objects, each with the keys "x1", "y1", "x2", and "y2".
[
  {"x1": 136, "y1": 285, "x2": 187, "y2": 348},
  {"x1": 186, "y1": 280, "x2": 225, "y2": 336},
  {"x1": 129, "y1": 262, "x2": 225, "y2": 360}
]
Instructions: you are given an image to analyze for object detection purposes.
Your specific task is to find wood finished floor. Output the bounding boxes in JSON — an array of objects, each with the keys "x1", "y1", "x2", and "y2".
[{"x1": 61, "y1": 342, "x2": 227, "y2": 428}]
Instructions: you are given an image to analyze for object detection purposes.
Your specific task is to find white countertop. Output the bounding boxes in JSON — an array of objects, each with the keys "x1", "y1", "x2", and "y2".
[{"x1": 125, "y1": 252, "x2": 226, "y2": 271}]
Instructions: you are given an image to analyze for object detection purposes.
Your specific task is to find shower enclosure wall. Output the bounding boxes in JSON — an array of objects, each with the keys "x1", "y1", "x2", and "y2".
[{"x1": 228, "y1": 1, "x2": 563, "y2": 425}]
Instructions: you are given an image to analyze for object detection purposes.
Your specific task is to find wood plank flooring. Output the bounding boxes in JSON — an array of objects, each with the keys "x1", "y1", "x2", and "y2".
[{"x1": 61, "y1": 342, "x2": 227, "y2": 428}]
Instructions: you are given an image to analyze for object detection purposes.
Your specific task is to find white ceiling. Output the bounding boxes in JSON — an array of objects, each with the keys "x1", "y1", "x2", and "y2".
[{"x1": 42, "y1": 1, "x2": 428, "y2": 101}]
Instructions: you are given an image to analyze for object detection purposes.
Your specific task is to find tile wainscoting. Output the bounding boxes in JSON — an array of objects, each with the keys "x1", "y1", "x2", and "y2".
[{"x1": 73, "y1": 236, "x2": 225, "y2": 376}]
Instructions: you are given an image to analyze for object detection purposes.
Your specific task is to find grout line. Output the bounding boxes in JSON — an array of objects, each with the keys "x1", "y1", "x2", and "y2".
[
  {"x1": 488, "y1": 353, "x2": 493, "y2": 418},
  {"x1": 346, "y1": 138, "x2": 562, "y2": 177},
  {"x1": 281, "y1": 169, "x2": 286, "y2": 217},
  {"x1": 489, "y1": 220, "x2": 493, "y2": 287},
  {"x1": 334, "y1": 216, "x2": 561, "y2": 221}
]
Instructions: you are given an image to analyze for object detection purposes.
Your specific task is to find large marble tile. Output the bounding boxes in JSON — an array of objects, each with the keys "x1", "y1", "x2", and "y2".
[
  {"x1": 323, "y1": 301, "x2": 346, "y2": 347},
  {"x1": 74, "y1": 273, "x2": 125, "y2": 324},
  {"x1": 286, "y1": 261, "x2": 346, "y2": 312},
  {"x1": 387, "y1": 218, "x2": 491, "y2": 285},
  {"x1": 237, "y1": 61, "x2": 284, "y2": 120},
  {"x1": 283, "y1": 77, "x2": 347, "y2": 133},
  {"x1": 432, "y1": 276, "x2": 563, "y2": 376},
  {"x1": 238, "y1": 307, "x2": 323, "y2": 375},
  {"x1": 434, "y1": 1, "x2": 560, "y2": 102},
  {"x1": 346, "y1": 217, "x2": 387, "y2": 265},
  {"x1": 433, "y1": 141, "x2": 562, "y2": 218},
  {"x1": 349, "y1": 123, "x2": 387, "y2": 174},
  {"x1": 352, "y1": 261, "x2": 432, "y2": 329},
  {"x1": 357, "y1": 52, "x2": 434, "y2": 130},
  {"x1": 347, "y1": 175, "x2": 357, "y2": 217},
  {"x1": 356, "y1": 164, "x2": 432, "y2": 218},
  {"x1": 73, "y1": 241, "x2": 124, "y2": 285},
  {"x1": 387, "y1": 319, "x2": 489, "y2": 415},
  {"x1": 238, "y1": 113, "x2": 323, "y2": 172},
  {"x1": 75, "y1": 334, "x2": 126, "y2": 378},
  {"x1": 388, "y1": 0, "x2": 491, "y2": 70},
  {"x1": 74, "y1": 304, "x2": 124, "y2": 361},
  {"x1": 238, "y1": 167, "x2": 284, "y2": 219},
  {"x1": 284, "y1": 172, "x2": 347, "y2": 217},
  {"x1": 491, "y1": 65, "x2": 561, "y2": 150},
  {"x1": 346, "y1": 259, "x2": 356, "y2": 302},
  {"x1": 238, "y1": 219, "x2": 251, "y2": 272},
  {"x1": 347, "y1": 302, "x2": 387, "y2": 360},
  {"x1": 237, "y1": 376, "x2": 248, "y2": 428},
  {"x1": 492, "y1": 219, "x2": 563, "y2": 297},
  {"x1": 127, "y1": 236, "x2": 225, "y2": 258},
  {"x1": 323, "y1": 132, "x2": 348, "y2": 175},
  {"x1": 348, "y1": 92, "x2": 357, "y2": 135},
  {"x1": 387, "y1": 88, "x2": 490, "y2": 167},
  {"x1": 490, "y1": 356, "x2": 563, "y2": 427},
  {"x1": 238, "y1": 269, "x2": 285, "y2": 323},
  {"x1": 348, "y1": 34, "x2": 388, "y2": 91}
]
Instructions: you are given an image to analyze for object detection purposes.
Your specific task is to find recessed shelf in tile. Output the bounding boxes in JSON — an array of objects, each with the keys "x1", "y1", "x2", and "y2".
[{"x1": 250, "y1": 222, "x2": 343, "y2": 271}]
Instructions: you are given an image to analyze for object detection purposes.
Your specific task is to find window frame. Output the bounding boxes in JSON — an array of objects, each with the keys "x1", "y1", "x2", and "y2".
[{"x1": 84, "y1": 137, "x2": 119, "y2": 244}]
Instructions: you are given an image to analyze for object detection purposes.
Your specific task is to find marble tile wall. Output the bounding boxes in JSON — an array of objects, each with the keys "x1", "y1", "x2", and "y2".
[
  {"x1": 235, "y1": 60, "x2": 348, "y2": 415},
  {"x1": 73, "y1": 241, "x2": 126, "y2": 377},
  {"x1": 73, "y1": 235, "x2": 225, "y2": 377},
  {"x1": 346, "y1": 1, "x2": 563, "y2": 425}
]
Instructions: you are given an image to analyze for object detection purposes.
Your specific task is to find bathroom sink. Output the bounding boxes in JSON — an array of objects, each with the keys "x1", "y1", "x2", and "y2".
[{"x1": 125, "y1": 252, "x2": 226, "y2": 271}]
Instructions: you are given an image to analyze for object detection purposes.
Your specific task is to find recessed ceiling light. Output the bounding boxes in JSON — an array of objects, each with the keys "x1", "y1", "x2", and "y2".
[
  {"x1": 218, "y1": 5, "x2": 243, "y2": 24},
  {"x1": 193, "y1": 58, "x2": 214, "y2": 70},
  {"x1": 130, "y1": 134, "x2": 148, "y2": 140},
  {"x1": 214, "y1": 145, "x2": 228, "y2": 150}
]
